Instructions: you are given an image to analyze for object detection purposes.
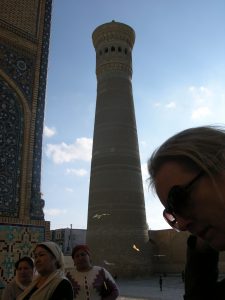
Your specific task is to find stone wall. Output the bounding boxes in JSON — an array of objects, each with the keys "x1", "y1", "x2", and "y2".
[{"x1": 150, "y1": 229, "x2": 225, "y2": 274}]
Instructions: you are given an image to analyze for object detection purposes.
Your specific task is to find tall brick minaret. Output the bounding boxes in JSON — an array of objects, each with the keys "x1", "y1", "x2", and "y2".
[{"x1": 87, "y1": 21, "x2": 152, "y2": 277}]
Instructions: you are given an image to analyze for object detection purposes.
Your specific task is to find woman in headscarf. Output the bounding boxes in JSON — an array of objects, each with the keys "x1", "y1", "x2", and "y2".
[
  {"x1": 67, "y1": 244, "x2": 119, "y2": 299},
  {"x1": 2, "y1": 256, "x2": 34, "y2": 300},
  {"x1": 17, "y1": 241, "x2": 73, "y2": 300}
]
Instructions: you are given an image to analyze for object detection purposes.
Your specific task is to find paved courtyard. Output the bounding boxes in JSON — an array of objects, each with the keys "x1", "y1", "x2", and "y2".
[{"x1": 117, "y1": 275, "x2": 185, "y2": 300}]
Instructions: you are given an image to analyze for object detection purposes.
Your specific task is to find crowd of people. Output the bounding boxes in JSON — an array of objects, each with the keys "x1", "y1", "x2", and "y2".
[{"x1": 3, "y1": 242, "x2": 119, "y2": 300}]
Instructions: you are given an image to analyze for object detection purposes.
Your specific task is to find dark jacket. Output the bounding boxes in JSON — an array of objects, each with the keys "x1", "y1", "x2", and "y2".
[{"x1": 184, "y1": 234, "x2": 225, "y2": 300}]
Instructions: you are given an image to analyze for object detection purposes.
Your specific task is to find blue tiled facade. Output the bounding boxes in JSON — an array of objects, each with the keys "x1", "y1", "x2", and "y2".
[{"x1": 0, "y1": 0, "x2": 52, "y2": 288}]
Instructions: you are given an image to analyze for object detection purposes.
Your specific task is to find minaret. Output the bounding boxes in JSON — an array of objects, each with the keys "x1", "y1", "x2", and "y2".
[{"x1": 87, "y1": 21, "x2": 152, "y2": 277}]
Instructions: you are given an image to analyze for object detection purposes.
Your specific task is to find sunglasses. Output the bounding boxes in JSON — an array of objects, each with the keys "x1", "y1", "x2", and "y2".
[{"x1": 163, "y1": 170, "x2": 205, "y2": 231}]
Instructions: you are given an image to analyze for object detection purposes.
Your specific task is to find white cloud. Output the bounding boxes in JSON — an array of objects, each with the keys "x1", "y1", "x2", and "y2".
[
  {"x1": 191, "y1": 106, "x2": 211, "y2": 120},
  {"x1": 165, "y1": 101, "x2": 176, "y2": 109},
  {"x1": 188, "y1": 85, "x2": 214, "y2": 121},
  {"x1": 44, "y1": 208, "x2": 67, "y2": 217},
  {"x1": 45, "y1": 137, "x2": 92, "y2": 164},
  {"x1": 188, "y1": 85, "x2": 213, "y2": 104},
  {"x1": 43, "y1": 125, "x2": 56, "y2": 138},
  {"x1": 153, "y1": 102, "x2": 161, "y2": 107},
  {"x1": 65, "y1": 187, "x2": 74, "y2": 193},
  {"x1": 66, "y1": 168, "x2": 88, "y2": 176}
]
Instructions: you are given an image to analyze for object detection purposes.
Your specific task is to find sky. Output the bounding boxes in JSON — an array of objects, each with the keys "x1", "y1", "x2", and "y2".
[{"x1": 42, "y1": 0, "x2": 225, "y2": 231}]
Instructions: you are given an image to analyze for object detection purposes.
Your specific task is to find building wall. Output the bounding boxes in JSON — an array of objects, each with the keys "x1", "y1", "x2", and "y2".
[
  {"x1": 150, "y1": 229, "x2": 190, "y2": 274},
  {"x1": 51, "y1": 228, "x2": 86, "y2": 255},
  {"x1": 150, "y1": 229, "x2": 225, "y2": 274},
  {"x1": 0, "y1": 0, "x2": 52, "y2": 290},
  {"x1": 62, "y1": 228, "x2": 225, "y2": 276}
]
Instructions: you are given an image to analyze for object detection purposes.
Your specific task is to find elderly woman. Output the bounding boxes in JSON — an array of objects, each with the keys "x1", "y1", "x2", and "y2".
[
  {"x1": 2, "y1": 256, "x2": 34, "y2": 300},
  {"x1": 18, "y1": 241, "x2": 73, "y2": 300},
  {"x1": 67, "y1": 244, "x2": 119, "y2": 299},
  {"x1": 148, "y1": 125, "x2": 225, "y2": 299}
]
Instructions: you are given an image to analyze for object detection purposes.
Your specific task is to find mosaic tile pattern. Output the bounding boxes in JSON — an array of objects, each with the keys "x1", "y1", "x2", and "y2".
[
  {"x1": 30, "y1": 0, "x2": 52, "y2": 220},
  {"x1": 0, "y1": 77, "x2": 23, "y2": 217},
  {"x1": 0, "y1": 0, "x2": 52, "y2": 291},
  {"x1": 0, "y1": 0, "x2": 52, "y2": 220},
  {"x1": 0, "y1": 42, "x2": 35, "y2": 105},
  {"x1": 0, "y1": 224, "x2": 45, "y2": 288}
]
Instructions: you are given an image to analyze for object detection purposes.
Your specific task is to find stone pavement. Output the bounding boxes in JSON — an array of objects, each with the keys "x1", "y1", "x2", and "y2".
[{"x1": 117, "y1": 275, "x2": 185, "y2": 300}]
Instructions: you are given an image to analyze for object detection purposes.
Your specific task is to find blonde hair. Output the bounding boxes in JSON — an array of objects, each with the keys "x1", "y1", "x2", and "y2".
[{"x1": 148, "y1": 126, "x2": 225, "y2": 191}]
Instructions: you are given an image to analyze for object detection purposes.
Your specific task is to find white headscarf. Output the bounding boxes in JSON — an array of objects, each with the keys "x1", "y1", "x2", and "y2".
[
  {"x1": 17, "y1": 242, "x2": 68, "y2": 300},
  {"x1": 36, "y1": 241, "x2": 65, "y2": 272}
]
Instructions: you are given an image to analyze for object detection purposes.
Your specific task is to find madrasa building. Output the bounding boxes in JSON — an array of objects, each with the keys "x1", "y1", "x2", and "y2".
[
  {"x1": 1, "y1": 0, "x2": 225, "y2": 294},
  {"x1": 0, "y1": 0, "x2": 52, "y2": 291}
]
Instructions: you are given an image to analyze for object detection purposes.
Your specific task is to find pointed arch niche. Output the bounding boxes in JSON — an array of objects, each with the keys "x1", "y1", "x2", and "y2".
[{"x1": 0, "y1": 70, "x2": 31, "y2": 219}]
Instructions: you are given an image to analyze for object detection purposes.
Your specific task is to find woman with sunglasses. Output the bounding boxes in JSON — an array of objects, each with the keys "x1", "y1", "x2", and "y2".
[{"x1": 148, "y1": 126, "x2": 225, "y2": 299}]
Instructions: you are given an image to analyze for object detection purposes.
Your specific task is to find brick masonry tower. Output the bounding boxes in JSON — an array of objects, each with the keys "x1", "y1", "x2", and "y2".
[
  {"x1": 87, "y1": 21, "x2": 152, "y2": 277},
  {"x1": 0, "y1": 0, "x2": 52, "y2": 289}
]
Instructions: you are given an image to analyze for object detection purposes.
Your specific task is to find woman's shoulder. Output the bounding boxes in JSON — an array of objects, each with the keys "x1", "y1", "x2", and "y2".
[
  {"x1": 2, "y1": 280, "x2": 22, "y2": 300},
  {"x1": 91, "y1": 266, "x2": 107, "y2": 276},
  {"x1": 50, "y1": 278, "x2": 73, "y2": 300},
  {"x1": 92, "y1": 266, "x2": 112, "y2": 276},
  {"x1": 93, "y1": 266, "x2": 102, "y2": 271},
  {"x1": 58, "y1": 278, "x2": 73, "y2": 287}
]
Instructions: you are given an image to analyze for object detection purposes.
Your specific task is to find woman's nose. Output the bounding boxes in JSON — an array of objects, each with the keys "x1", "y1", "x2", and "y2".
[{"x1": 35, "y1": 257, "x2": 40, "y2": 263}]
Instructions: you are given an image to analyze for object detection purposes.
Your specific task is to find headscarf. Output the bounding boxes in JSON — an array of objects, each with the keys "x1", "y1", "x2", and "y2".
[
  {"x1": 72, "y1": 244, "x2": 90, "y2": 258},
  {"x1": 17, "y1": 242, "x2": 68, "y2": 300},
  {"x1": 15, "y1": 256, "x2": 34, "y2": 289},
  {"x1": 36, "y1": 241, "x2": 65, "y2": 272},
  {"x1": 17, "y1": 270, "x2": 66, "y2": 300}
]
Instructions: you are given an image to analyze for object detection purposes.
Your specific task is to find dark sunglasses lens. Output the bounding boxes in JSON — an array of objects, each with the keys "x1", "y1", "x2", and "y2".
[{"x1": 168, "y1": 186, "x2": 188, "y2": 214}]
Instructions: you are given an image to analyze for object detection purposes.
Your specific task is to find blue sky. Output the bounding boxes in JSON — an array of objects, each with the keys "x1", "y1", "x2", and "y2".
[{"x1": 42, "y1": 0, "x2": 225, "y2": 230}]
